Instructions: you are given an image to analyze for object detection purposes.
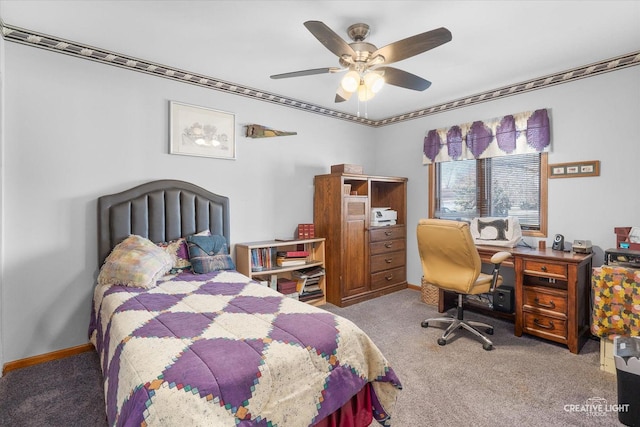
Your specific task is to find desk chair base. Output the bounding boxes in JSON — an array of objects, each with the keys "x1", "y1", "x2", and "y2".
[{"x1": 421, "y1": 294, "x2": 495, "y2": 351}]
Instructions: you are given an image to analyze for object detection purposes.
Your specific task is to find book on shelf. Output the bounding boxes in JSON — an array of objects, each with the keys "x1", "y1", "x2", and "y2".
[
  {"x1": 292, "y1": 266, "x2": 325, "y2": 279},
  {"x1": 304, "y1": 283, "x2": 321, "y2": 293},
  {"x1": 299, "y1": 289, "x2": 323, "y2": 302},
  {"x1": 276, "y1": 250, "x2": 309, "y2": 258},
  {"x1": 251, "y1": 247, "x2": 277, "y2": 271},
  {"x1": 296, "y1": 277, "x2": 307, "y2": 294},
  {"x1": 276, "y1": 257, "x2": 307, "y2": 267},
  {"x1": 296, "y1": 223, "x2": 315, "y2": 239},
  {"x1": 277, "y1": 277, "x2": 298, "y2": 294}
]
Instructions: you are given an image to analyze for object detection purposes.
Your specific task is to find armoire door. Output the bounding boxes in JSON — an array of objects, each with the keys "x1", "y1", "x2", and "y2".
[{"x1": 342, "y1": 196, "x2": 369, "y2": 298}]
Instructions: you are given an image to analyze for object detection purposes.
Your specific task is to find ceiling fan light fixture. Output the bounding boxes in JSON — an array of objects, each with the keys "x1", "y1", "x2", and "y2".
[
  {"x1": 357, "y1": 83, "x2": 375, "y2": 102},
  {"x1": 341, "y1": 70, "x2": 360, "y2": 93},
  {"x1": 364, "y1": 72, "x2": 385, "y2": 94}
]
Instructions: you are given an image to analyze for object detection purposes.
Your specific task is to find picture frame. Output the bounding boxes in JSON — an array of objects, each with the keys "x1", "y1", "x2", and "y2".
[
  {"x1": 169, "y1": 101, "x2": 236, "y2": 160},
  {"x1": 549, "y1": 160, "x2": 600, "y2": 178}
]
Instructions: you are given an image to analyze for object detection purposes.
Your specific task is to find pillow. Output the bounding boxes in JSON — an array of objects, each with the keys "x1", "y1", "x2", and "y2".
[
  {"x1": 98, "y1": 235, "x2": 173, "y2": 288},
  {"x1": 186, "y1": 234, "x2": 235, "y2": 273},
  {"x1": 157, "y1": 238, "x2": 191, "y2": 273},
  {"x1": 157, "y1": 230, "x2": 212, "y2": 273}
]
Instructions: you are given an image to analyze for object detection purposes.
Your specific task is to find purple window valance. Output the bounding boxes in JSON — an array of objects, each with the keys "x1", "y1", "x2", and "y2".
[{"x1": 422, "y1": 109, "x2": 551, "y2": 164}]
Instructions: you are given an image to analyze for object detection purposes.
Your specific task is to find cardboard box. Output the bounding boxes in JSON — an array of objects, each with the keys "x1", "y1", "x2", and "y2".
[
  {"x1": 331, "y1": 164, "x2": 363, "y2": 174},
  {"x1": 600, "y1": 337, "x2": 616, "y2": 374}
]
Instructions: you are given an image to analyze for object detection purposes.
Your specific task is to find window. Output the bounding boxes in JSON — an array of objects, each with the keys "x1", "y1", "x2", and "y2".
[{"x1": 429, "y1": 153, "x2": 547, "y2": 237}]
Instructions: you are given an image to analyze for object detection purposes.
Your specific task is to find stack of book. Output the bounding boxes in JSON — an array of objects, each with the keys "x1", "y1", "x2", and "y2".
[
  {"x1": 251, "y1": 247, "x2": 277, "y2": 271},
  {"x1": 276, "y1": 249, "x2": 309, "y2": 267},
  {"x1": 292, "y1": 266, "x2": 325, "y2": 302},
  {"x1": 296, "y1": 224, "x2": 315, "y2": 239},
  {"x1": 276, "y1": 277, "x2": 298, "y2": 295}
]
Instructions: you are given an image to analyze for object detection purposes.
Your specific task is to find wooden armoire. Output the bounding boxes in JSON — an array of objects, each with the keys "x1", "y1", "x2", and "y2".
[{"x1": 313, "y1": 172, "x2": 408, "y2": 307}]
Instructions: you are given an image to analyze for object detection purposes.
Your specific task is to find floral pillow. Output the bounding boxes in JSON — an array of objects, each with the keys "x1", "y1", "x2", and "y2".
[
  {"x1": 157, "y1": 230, "x2": 212, "y2": 273},
  {"x1": 156, "y1": 238, "x2": 191, "y2": 273},
  {"x1": 98, "y1": 235, "x2": 173, "y2": 288},
  {"x1": 186, "y1": 234, "x2": 235, "y2": 273}
]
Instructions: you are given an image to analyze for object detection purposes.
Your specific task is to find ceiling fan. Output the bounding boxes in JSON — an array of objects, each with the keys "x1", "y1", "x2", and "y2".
[{"x1": 270, "y1": 21, "x2": 452, "y2": 103}]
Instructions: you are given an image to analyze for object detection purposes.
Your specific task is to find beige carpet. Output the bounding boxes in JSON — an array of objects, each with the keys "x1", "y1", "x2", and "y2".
[{"x1": 321, "y1": 289, "x2": 622, "y2": 427}]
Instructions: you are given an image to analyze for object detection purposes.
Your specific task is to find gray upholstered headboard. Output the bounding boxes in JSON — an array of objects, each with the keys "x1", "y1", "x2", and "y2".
[{"x1": 98, "y1": 180, "x2": 230, "y2": 265}]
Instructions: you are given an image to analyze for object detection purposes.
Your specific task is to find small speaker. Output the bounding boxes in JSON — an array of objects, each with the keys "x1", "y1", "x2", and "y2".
[
  {"x1": 493, "y1": 285, "x2": 514, "y2": 313},
  {"x1": 552, "y1": 233, "x2": 565, "y2": 251}
]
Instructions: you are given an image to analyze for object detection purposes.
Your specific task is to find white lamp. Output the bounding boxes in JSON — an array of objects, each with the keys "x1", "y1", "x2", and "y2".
[
  {"x1": 341, "y1": 70, "x2": 360, "y2": 93},
  {"x1": 363, "y1": 72, "x2": 385, "y2": 94}
]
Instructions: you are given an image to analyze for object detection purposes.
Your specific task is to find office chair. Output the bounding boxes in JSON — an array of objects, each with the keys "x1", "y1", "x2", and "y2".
[{"x1": 417, "y1": 218, "x2": 511, "y2": 350}]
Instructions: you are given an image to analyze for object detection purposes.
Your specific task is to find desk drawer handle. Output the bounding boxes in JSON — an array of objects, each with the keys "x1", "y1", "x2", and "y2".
[
  {"x1": 385, "y1": 242, "x2": 393, "y2": 248},
  {"x1": 385, "y1": 274, "x2": 394, "y2": 281},
  {"x1": 385, "y1": 258, "x2": 393, "y2": 263},
  {"x1": 384, "y1": 231, "x2": 392, "y2": 236},
  {"x1": 533, "y1": 318, "x2": 555, "y2": 330},
  {"x1": 540, "y1": 265, "x2": 547, "y2": 272},
  {"x1": 534, "y1": 298, "x2": 555, "y2": 309}
]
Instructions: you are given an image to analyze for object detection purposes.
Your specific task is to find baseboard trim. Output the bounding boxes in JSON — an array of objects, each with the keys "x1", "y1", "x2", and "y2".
[
  {"x1": 407, "y1": 283, "x2": 420, "y2": 291},
  {"x1": 2, "y1": 343, "x2": 94, "y2": 375}
]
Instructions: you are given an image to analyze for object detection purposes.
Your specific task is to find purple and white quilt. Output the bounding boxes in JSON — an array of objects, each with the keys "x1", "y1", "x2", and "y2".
[{"x1": 89, "y1": 270, "x2": 401, "y2": 426}]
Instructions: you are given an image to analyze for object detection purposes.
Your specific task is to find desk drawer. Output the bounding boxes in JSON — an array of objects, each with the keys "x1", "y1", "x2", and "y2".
[
  {"x1": 371, "y1": 250, "x2": 406, "y2": 273},
  {"x1": 370, "y1": 239, "x2": 406, "y2": 255},
  {"x1": 371, "y1": 266, "x2": 406, "y2": 290},
  {"x1": 523, "y1": 286, "x2": 567, "y2": 315},
  {"x1": 523, "y1": 311, "x2": 567, "y2": 340},
  {"x1": 523, "y1": 260, "x2": 567, "y2": 279},
  {"x1": 370, "y1": 226, "x2": 405, "y2": 242}
]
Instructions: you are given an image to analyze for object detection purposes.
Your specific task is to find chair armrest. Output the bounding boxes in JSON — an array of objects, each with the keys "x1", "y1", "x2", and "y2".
[
  {"x1": 489, "y1": 251, "x2": 512, "y2": 293},
  {"x1": 490, "y1": 251, "x2": 512, "y2": 265}
]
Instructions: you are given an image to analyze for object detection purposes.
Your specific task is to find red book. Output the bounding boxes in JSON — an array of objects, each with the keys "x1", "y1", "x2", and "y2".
[
  {"x1": 277, "y1": 250, "x2": 309, "y2": 258},
  {"x1": 277, "y1": 277, "x2": 298, "y2": 294}
]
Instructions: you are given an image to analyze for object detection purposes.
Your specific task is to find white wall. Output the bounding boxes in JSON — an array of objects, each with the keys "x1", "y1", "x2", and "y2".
[
  {"x1": 0, "y1": 42, "x2": 376, "y2": 362},
  {"x1": 2, "y1": 36, "x2": 638, "y2": 364},
  {"x1": 375, "y1": 66, "x2": 640, "y2": 287},
  {"x1": 0, "y1": 30, "x2": 6, "y2": 371}
]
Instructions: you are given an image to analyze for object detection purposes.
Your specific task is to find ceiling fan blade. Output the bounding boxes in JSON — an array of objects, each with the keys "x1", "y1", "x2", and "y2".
[
  {"x1": 304, "y1": 20, "x2": 357, "y2": 59},
  {"x1": 377, "y1": 67, "x2": 432, "y2": 91},
  {"x1": 335, "y1": 86, "x2": 353, "y2": 103},
  {"x1": 271, "y1": 67, "x2": 343, "y2": 79},
  {"x1": 373, "y1": 27, "x2": 452, "y2": 65}
]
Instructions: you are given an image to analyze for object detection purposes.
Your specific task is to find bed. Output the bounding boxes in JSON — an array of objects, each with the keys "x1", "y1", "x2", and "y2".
[{"x1": 88, "y1": 180, "x2": 401, "y2": 426}]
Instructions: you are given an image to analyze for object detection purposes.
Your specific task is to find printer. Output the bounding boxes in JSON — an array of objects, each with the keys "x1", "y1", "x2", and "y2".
[{"x1": 371, "y1": 207, "x2": 397, "y2": 226}]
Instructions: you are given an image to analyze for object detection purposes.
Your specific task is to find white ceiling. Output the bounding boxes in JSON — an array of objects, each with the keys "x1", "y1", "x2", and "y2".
[{"x1": 1, "y1": 1, "x2": 639, "y2": 120}]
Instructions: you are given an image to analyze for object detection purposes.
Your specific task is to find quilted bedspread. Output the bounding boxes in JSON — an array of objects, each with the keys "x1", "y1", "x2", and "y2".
[{"x1": 89, "y1": 270, "x2": 401, "y2": 426}]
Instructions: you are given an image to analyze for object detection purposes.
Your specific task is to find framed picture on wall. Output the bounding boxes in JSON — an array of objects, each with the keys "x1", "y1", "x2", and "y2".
[
  {"x1": 169, "y1": 101, "x2": 236, "y2": 160},
  {"x1": 549, "y1": 160, "x2": 600, "y2": 178}
]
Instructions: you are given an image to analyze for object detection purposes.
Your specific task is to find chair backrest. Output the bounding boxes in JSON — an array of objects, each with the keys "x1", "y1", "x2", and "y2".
[{"x1": 417, "y1": 218, "x2": 482, "y2": 294}]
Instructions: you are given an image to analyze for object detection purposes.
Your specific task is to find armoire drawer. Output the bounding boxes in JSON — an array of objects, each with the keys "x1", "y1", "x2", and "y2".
[
  {"x1": 370, "y1": 226, "x2": 405, "y2": 242},
  {"x1": 370, "y1": 239, "x2": 406, "y2": 255},
  {"x1": 371, "y1": 267, "x2": 406, "y2": 290},
  {"x1": 370, "y1": 250, "x2": 406, "y2": 273}
]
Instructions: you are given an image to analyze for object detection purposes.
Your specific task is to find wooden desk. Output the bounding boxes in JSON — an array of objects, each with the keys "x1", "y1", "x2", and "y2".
[{"x1": 438, "y1": 245, "x2": 593, "y2": 354}]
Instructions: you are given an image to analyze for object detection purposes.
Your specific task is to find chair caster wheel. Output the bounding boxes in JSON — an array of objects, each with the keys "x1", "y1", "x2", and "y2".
[
  {"x1": 437, "y1": 338, "x2": 447, "y2": 346},
  {"x1": 421, "y1": 321, "x2": 429, "y2": 328},
  {"x1": 483, "y1": 343, "x2": 493, "y2": 351},
  {"x1": 486, "y1": 328, "x2": 494, "y2": 335}
]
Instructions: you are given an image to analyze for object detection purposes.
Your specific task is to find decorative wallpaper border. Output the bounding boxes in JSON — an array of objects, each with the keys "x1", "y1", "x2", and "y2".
[{"x1": 2, "y1": 21, "x2": 639, "y2": 128}]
